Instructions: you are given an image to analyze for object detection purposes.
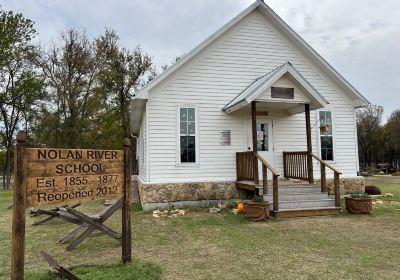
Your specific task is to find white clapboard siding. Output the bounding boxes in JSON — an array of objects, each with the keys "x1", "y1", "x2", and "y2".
[
  {"x1": 138, "y1": 105, "x2": 147, "y2": 181},
  {"x1": 144, "y1": 10, "x2": 359, "y2": 184}
]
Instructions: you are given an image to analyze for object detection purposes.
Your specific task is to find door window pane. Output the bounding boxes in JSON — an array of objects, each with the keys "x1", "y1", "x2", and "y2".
[{"x1": 256, "y1": 123, "x2": 268, "y2": 151}]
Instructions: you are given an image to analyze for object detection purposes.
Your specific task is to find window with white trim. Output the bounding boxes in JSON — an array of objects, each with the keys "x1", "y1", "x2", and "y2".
[
  {"x1": 179, "y1": 107, "x2": 196, "y2": 163},
  {"x1": 319, "y1": 111, "x2": 334, "y2": 161}
]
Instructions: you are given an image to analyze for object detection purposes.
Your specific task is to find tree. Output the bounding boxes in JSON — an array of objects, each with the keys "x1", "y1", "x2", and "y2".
[
  {"x1": 96, "y1": 29, "x2": 154, "y2": 139},
  {"x1": 384, "y1": 109, "x2": 400, "y2": 170},
  {"x1": 356, "y1": 105, "x2": 384, "y2": 169},
  {"x1": 33, "y1": 29, "x2": 104, "y2": 148},
  {"x1": 0, "y1": 8, "x2": 45, "y2": 189}
]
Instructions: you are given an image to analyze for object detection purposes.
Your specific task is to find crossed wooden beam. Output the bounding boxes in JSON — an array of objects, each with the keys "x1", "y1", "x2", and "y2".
[
  {"x1": 31, "y1": 202, "x2": 82, "y2": 226},
  {"x1": 41, "y1": 251, "x2": 81, "y2": 280},
  {"x1": 32, "y1": 199, "x2": 122, "y2": 250},
  {"x1": 59, "y1": 199, "x2": 122, "y2": 250}
]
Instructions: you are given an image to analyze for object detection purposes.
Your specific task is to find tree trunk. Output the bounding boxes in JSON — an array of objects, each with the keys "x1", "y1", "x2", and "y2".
[{"x1": 5, "y1": 145, "x2": 12, "y2": 189}]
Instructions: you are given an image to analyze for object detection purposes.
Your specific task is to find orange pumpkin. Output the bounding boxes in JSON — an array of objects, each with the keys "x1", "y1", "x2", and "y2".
[{"x1": 237, "y1": 202, "x2": 244, "y2": 213}]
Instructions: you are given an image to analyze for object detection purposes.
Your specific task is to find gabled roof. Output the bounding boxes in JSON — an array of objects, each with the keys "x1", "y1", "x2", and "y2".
[
  {"x1": 222, "y1": 62, "x2": 328, "y2": 113},
  {"x1": 133, "y1": 0, "x2": 369, "y2": 107}
]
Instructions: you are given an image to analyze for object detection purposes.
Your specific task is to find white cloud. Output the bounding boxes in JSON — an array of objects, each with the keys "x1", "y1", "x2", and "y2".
[{"x1": 2, "y1": 0, "x2": 399, "y2": 117}]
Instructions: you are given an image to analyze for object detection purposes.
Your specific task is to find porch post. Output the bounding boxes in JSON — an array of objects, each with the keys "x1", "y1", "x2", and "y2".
[
  {"x1": 305, "y1": 104, "x2": 314, "y2": 183},
  {"x1": 251, "y1": 101, "x2": 259, "y2": 186}
]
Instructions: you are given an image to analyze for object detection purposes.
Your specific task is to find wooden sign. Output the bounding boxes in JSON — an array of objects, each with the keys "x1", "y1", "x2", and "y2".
[
  {"x1": 11, "y1": 131, "x2": 132, "y2": 280},
  {"x1": 25, "y1": 148, "x2": 124, "y2": 207},
  {"x1": 256, "y1": 111, "x2": 268, "y2": 116}
]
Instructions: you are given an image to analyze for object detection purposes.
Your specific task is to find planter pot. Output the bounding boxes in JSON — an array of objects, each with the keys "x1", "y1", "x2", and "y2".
[
  {"x1": 320, "y1": 125, "x2": 330, "y2": 133},
  {"x1": 345, "y1": 197, "x2": 372, "y2": 214},
  {"x1": 243, "y1": 201, "x2": 270, "y2": 221}
]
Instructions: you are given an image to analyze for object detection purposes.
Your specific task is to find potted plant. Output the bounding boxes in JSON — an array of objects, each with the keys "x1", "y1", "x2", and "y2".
[
  {"x1": 243, "y1": 196, "x2": 270, "y2": 221},
  {"x1": 320, "y1": 124, "x2": 330, "y2": 133},
  {"x1": 345, "y1": 191, "x2": 373, "y2": 214}
]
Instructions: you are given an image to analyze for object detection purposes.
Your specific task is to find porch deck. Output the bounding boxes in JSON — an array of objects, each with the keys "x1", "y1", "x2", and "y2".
[{"x1": 236, "y1": 151, "x2": 341, "y2": 219}]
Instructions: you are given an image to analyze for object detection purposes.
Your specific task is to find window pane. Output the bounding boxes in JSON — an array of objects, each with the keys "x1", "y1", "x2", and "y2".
[
  {"x1": 325, "y1": 111, "x2": 332, "y2": 125},
  {"x1": 188, "y1": 108, "x2": 195, "y2": 121},
  {"x1": 188, "y1": 121, "x2": 195, "y2": 134},
  {"x1": 188, "y1": 136, "x2": 195, "y2": 149},
  {"x1": 326, "y1": 148, "x2": 333, "y2": 161},
  {"x1": 180, "y1": 122, "x2": 187, "y2": 134},
  {"x1": 180, "y1": 108, "x2": 188, "y2": 122},
  {"x1": 188, "y1": 150, "x2": 196, "y2": 162},
  {"x1": 321, "y1": 135, "x2": 333, "y2": 161},
  {"x1": 180, "y1": 136, "x2": 188, "y2": 149},
  {"x1": 180, "y1": 136, "x2": 196, "y2": 163},
  {"x1": 321, "y1": 136, "x2": 333, "y2": 149},
  {"x1": 181, "y1": 150, "x2": 188, "y2": 163}
]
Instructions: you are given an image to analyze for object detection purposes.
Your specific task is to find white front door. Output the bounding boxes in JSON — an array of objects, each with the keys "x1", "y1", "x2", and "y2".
[{"x1": 246, "y1": 118, "x2": 275, "y2": 180}]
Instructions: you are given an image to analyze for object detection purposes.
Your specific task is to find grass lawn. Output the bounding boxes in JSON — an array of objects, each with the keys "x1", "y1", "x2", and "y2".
[{"x1": 0, "y1": 176, "x2": 399, "y2": 279}]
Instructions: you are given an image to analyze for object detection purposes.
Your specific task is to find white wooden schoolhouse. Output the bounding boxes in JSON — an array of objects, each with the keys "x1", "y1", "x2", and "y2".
[{"x1": 131, "y1": 0, "x2": 368, "y2": 217}]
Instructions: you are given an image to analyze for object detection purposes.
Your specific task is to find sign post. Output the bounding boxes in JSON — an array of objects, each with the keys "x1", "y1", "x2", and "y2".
[
  {"x1": 11, "y1": 131, "x2": 132, "y2": 280},
  {"x1": 11, "y1": 132, "x2": 27, "y2": 280},
  {"x1": 122, "y1": 138, "x2": 132, "y2": 263}
]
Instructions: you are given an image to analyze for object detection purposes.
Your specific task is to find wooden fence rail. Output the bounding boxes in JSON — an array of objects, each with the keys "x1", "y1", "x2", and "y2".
[
  {"x1": 236, "y1": 152, "x2": 255, "y2": 182},
  {"x1": 236, "y1": 151, "x2": 280, "y2": 212},
  {"x1": 283, "y1": 151, "x2": 342, "y2": 208},
  {"x1": 283, "y1": 151, "x2": 309, "y2": 180}
]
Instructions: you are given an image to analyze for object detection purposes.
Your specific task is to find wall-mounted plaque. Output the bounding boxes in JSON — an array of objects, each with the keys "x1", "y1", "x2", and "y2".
[
  {"x1": 271, "y1": 87, "x2": 294, "y2": 99},
  {"x1": 220, "y1": 130, "x2": 231, "y2": 146}
]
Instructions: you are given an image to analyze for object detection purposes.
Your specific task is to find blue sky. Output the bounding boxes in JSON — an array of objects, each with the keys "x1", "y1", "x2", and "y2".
[{"x1": 2, "y1": 0, "x2": 399, "y2": 119}]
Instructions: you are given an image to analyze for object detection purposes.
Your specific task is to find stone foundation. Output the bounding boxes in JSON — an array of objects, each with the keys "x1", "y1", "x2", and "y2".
[
  {"x1": 137, "y1": 177, "x2": 364, "y2": 209},
  {"x1": 138, "y1": 180, "x2": 237, "y2": 204},
  {"x1": 315, "y1": 177, "x2": 365, "y2": 194}
]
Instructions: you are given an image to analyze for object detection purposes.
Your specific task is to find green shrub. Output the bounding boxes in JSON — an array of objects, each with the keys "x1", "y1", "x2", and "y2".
[
  {"x1": 252, "y1": 195, "x2": 264, "y2": 203},
  {"x1": 350, "y1": 191, "x2": 370, "y2": 199}
]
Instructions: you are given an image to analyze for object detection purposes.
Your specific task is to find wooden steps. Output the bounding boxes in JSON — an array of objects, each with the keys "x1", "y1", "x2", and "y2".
[
  {"x1": 237, "y1": 180, "x2": 340, "y2": 218},
  {"x1": 272, "y1": 207, "x2": 340, "y2": 219}
]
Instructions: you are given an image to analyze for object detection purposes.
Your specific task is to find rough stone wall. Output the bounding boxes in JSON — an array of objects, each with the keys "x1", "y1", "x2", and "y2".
[
  {"x1": 137, "y1": 177, "x2": 364, "y2": 204},
  {"x1": 315, "y1": 177, "x2": 365, "y2": 194},
  {"x1": 138, "y1": 180, "x2": 237, "y2": 203}
]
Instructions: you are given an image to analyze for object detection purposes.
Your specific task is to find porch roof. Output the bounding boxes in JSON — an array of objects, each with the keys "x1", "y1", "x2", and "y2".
[{"x1": 222, "y1": 62, "x2": 328, "y2": 114}]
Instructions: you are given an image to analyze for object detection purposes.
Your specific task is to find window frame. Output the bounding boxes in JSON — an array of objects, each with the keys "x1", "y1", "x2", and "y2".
[
  {"x1": 318, "y1": 110, "x2": 335, "y2": 162},
  {"x1": 176, "y1": 106, "x2": 199, "y2": 166}
]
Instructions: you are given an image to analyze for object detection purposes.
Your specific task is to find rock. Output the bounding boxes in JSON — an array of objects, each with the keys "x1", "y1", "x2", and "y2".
[
  {"x1": 218, "y1": 202, "x2": 227, "y2": 209},
  {"x1": 209, "y1": 207, "x2": 221, "y2": 213},
  {"x1": 138, "y1": 181, "x2": 237, "y2": 203},
  {"x1": 231, "y1": 209, "x2": 238, "y2": 215},
  {"x1": 365, "y1": 186, "x2": 382, "y2": 195},
  {"x1": 372, "y1": 200, "x2": 384, "y2": 205},
  {"x1": 152, "y1": 213, "x2": 160, "y2": 218},
  {"x1": 178, "y1": 210, "x2": 186, "y2": 216},
  {"x1": 385, "y1": 193, "x2": 394, "y2": 197},
  {"x1": 153, "y1": 210, "x2": 161, "y2": 215},
  {"x1": 171, "y1": 214, "x2": 178, "y2": 218}
]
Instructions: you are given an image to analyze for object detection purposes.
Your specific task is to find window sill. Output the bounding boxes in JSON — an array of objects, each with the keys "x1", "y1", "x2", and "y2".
[{"x1": 175, "y1": 163, "x2": 200, "y2": 168}]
